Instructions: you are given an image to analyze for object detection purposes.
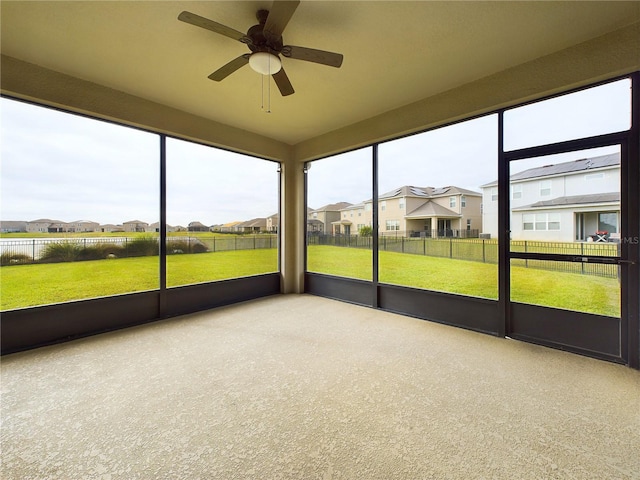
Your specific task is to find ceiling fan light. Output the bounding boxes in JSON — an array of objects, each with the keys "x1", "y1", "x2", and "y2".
[{"x1": 249, "y1": 52, "x2": 282, "y2": 75}]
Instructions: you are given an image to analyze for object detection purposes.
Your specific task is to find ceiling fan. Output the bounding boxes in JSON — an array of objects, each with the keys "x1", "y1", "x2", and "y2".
[{"x1": 178, "y1": 0, "x2": 343, "y2": 96}]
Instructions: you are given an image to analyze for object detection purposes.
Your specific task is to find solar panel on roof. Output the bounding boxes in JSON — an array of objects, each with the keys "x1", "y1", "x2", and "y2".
[{"x1": 409, "y1": 187, "x2": 428, "y2": 196}]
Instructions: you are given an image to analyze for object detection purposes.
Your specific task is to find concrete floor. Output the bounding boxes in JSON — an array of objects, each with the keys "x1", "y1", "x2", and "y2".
[{"x1": 2, "y1": 294, "x2": 639, "y2": 479}]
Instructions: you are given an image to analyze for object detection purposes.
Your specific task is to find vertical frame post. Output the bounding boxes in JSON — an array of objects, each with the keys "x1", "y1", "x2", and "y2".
[
  {"x1": 159, "y1": 134, "x2": 167, "y2": 316},
  {"x1": 627, "y1": 72, "x2": 640, "y2": 369},
  {"x1": 372, "y1": 144, "x2": 379, "y2": 308},
  {"x1": 497, "y1": 111, "x2": 509, "y2": 338}
]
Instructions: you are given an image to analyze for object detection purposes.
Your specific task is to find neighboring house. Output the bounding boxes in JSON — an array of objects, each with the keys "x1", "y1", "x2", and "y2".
[
  {"x1": 481, "y1": 153, "x2": 620, "y2": 242},
  {"x1": 218, "y1": 221, "x2": 241, "y2": 233},
  {"x1": 146, "y1": 222, "x2": 176, "y2": 233},
  {"x1": 308, "y1": 202, "x2": 352, "y2": 235},
  {"x1": 123, "y1": 220, "x2": 149, "y2": 233},
  {"x1": 67, "y1": 220, "x2": 99, "y2": 233},
  {"x1": 336, "y1": 186, "x2": 482, "y2": 238},
  {"x1": 0, "y1": 221, "x2": 27, "y2": 233},
  {"x1": 26, "y1": 219, "x2": 68, "y2": 233},
  {"x1": 188, "y1": 221, "x2": 209, "y2": 232},
  {"x1": 100, "y1": 224, "x2": 124, "y2": 233},
  {"x1": 332, "y1": 203, "x2": 367, "y2": 236},
  {"x1": 235, "y1": 217, "x2": 267, "y2": 233},
  {"x1": 265, "y1": 213, "x2": 279, "y2": 233}
]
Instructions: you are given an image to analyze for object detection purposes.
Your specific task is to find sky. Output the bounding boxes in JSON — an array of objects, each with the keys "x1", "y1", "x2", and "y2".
[{"x1": 0, "y1": 78, "x2": 631, "y2": 226}]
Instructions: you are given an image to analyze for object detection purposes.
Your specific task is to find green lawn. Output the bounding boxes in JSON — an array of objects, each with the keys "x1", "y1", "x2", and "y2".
[
  {"x1": 0, "y1": 249, "x2": 277, "y2": 310},
  {"x1": 308, "y1": 246, "x2": 620, "y2": 317},
  {"x1": 1, "y1": 245, "x2": 620, "y2": 317}
]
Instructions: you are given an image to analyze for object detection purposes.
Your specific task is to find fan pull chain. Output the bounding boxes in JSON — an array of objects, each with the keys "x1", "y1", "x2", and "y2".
[{"x1": 261, "y1": 74, "x2": 272, "y2": 113}]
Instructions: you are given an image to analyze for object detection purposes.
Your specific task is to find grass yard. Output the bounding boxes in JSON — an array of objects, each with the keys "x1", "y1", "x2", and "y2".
[
  {"x1": 1, "y1": 245, "x2": 620, "y2": 317},
  {"x1": 308, "y1": 246, "x2": 620, "y2": 317},
  {"x1": 0, "y1": 249, "x2": 277, "y2": 310}
]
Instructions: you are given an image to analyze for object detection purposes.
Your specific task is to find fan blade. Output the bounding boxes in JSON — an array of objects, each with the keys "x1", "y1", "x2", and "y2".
[
  {"x1": 178, "y1": 11, "x2": 250, "y2": 44},
  {"x1": 264, "y1": 1, "x2": 300, "y2": 38},
  {"x1": 281, "y1": 45, "x2": 343, "y2": 68},
  {"x1": 272, "y1": 68, "x2": 295, "y2": 96},
  {"x1": 208, "y1": 55, "x2": 250, "y2": 81}
]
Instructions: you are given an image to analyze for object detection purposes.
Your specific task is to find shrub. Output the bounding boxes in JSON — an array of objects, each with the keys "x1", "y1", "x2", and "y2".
[
  {"x1": 0, "y1": 253, "x2": 33, "y2": 266},
  {"x1": 359, "y1": 226, "x2": 373, "y2": 236},
  {"x1": 77, "y1": 243, "x2": 126, "y2": 260},
  {"x1": 167, "y1": 238, "x2": 208, "y2": 254},
  {"x1": 125, "y1": 236, "x2": 159, "y2": 257},
  {"x1": 39, "y1": 241, "x2": 83, "y2": 263}
]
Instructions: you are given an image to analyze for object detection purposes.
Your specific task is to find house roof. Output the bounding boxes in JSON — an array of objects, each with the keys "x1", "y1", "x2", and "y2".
[
  {"x1": 513, "y1": 192, "x2": 620, "y2": 211},
  {"x1": 28, "y1": 218, "x2": 65, "y2": 224},
  {"x1": 123, "y1": 220, "x2": 148, "y2": 224},
  {"x1": 221, "y1": 221, "x2": 241, "y2": 228},
  {"x1": 313, "y1": 202, "x2": 352, "y2": 212},
  {"x1": 341, "y1": 202, "x2": 365, "y2": 211},
  {"x1": 236, "y1": 218, "x2": 267, "y2": 228},
  {"x1": 405, "y1": 201, "x2": 461, "y2": 219},
  {"x1": 376, "y1": 185, "x2": 481, "y2": 202},
  {"x1": 481, "y1": 153, "x2": 620, "y2": 188}
]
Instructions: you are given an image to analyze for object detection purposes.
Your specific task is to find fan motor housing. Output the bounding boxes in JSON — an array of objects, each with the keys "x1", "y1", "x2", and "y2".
[{"x1": 247, "y1": 10, "x2": 284, "y2": 54}]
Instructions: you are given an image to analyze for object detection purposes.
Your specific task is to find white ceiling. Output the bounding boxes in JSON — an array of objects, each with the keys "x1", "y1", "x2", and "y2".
[{"x1": 2, "y1": 1, "x2": 639, "y2": 145}]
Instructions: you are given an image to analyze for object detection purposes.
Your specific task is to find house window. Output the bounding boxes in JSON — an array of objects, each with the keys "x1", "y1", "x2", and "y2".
[
  {"x1": 385, "y1": 220, "x2": 399, "y2": 231},
  {"x1": 523, "y1": 213, "x2": 560, "y2": 231},
  {"x1": 461, "y1": 196, "x2": 466, "y2": 207},
  {"x1": 399, "y1": 198, "x2": 405, "y2": 209},
  {"x1": 512, "y1": 184, "x2": 522, "y2": 199},
  {"x1": 449, "y1": 196, "x2": 456, "y2": 208},
  {"x1": 343, "y1": 212, "x2": 347, "y2": 218},
  {"x1": 381, "y1": 201, "x2": 386, "y2": 211},
  {"x1": 491, "y1": 187, "x2": 498, "y2": 201},
  {"x1": 466, "y1": 219, "x2": 471, "y2": 230},
  {"x1": 523, "y1": 214, "x2": 534, "y2": 230},
  {"x1": 365, "y1": 203, "x2": 372, "y2": 211},
  {"x1": 539, "y1": 180, "x2": 551, "y2": 196},
  {"x1": 313, "y1": 212, "x2": 317, "y2": 218},
  {"x1": 598, "y1": 212, "x2": 618, "y2": 233},
  {"x1": 548, "y1": 213, "x2": 560, "y2": 230}
]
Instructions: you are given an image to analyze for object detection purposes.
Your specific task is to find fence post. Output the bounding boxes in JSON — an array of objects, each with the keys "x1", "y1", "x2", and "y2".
[
  {"x1": 581, "y1": 242, "x2": 585, "y2": 274},
  {"x1": 423, "y1": 237, "x2": 426, "y2": 256},
  {"x1": 524, "y1": 240, "x2": 528, "y2": 268},
  {"x1": 450, "y1": 238, "x2": 453, "y2": 258},
  {"x1": 483, "y1": 239, "x2": 486, "y2": 263},
  {"x1": 213, "y1": 237, "x2": 216, "y2": 252},
  {"x1": 254, "y1": 235, "x2": 256, "y2": 249},
  {"x1": 401, "y1": 236, "x2": 404, "y2": 253},
  {"x1": 33, "y1": 239, "x2": 36, "y2": 262},
  {"x1": 235, "y1": 236, "x2": 238, "y2": 251}
]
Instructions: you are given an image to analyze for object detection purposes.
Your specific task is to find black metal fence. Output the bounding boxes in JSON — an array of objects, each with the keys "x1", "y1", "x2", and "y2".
[
  {"x1": 307, "y1": 234, "x2": 619, "y2": 278},
  {"x1": 0, "y1": 235, "x2": 277, "y2": 265}
]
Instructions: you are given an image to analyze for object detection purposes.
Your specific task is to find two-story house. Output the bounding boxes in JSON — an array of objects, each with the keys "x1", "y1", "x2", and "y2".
[
  {"x1": 308, "y1": 202, "x2": 352, "y2": 235},
  {"x1": 122, "y1": 220, "x2": 149, "y2": 233},
  {"x1": 67, "y1": 220, "x2": 100, "y2": 233},
  {"x1": 26, "y1": 219, "x2": 68, "y2": 233},
  {"x1": 481, "y1": 153, "x2": 620, "y2": 242},
  {"x1": 336, "y1": 185, "x2": 482, "y2": 238}
]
